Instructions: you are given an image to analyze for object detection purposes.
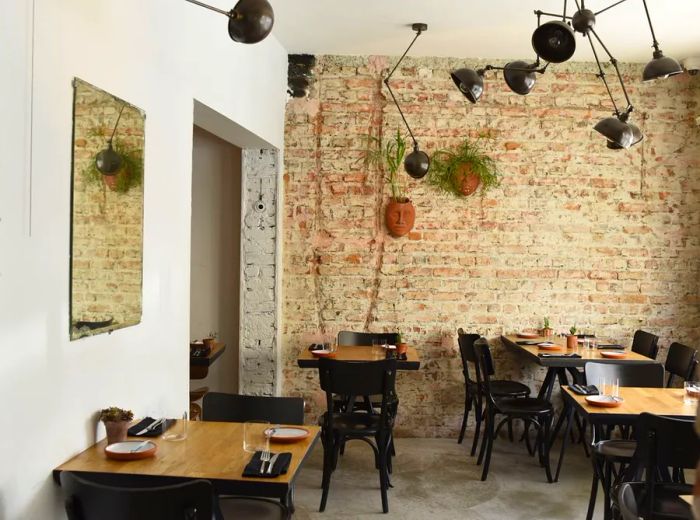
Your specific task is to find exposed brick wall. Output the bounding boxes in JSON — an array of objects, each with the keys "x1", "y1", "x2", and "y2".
[
  {"x1": 239, "y1": 148, "x2": 279, "y2": 395},
  {"x1": 282, "y1": 55, "x2": 700, "y2": 437},
  {"x1": 71, "y1": 79, "x2": 144, "y2": 336}
]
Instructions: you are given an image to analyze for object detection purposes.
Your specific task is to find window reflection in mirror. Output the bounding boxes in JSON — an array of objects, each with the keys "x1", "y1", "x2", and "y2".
[{"x1": 69, "y1": 78, "x2": 145, "y2": 340}]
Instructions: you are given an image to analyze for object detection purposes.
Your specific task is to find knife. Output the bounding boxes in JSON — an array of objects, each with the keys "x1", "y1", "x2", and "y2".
[
  {"x1": 267, "y1": 453, "x2": 280, "y2": 474},
  {"x1": 136, "y1": 418, "x2": 163, "y2": 435}
]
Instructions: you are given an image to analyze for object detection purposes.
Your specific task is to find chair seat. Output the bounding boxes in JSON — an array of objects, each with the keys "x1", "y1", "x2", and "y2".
[
  {"x1": 490, "y1": 380, "x2": 531, "y2": 398},
  {"x1": 617, "y1": 482, "x2": 693, "y2": 520},
  {"x1": 322, "y1": 412, "x2": 382, "y2": 435},
  {"x1": 495, "y1": 397, "x2": 553, "y2": 415},
  {"x1": 594, "y1": 439, "x2": 637, "y2": 460}
]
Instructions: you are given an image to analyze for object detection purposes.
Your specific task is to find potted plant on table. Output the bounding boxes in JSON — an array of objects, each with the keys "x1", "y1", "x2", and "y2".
[
  {"x1": 100, "y1": 406, "x2": 134, "y2": 445},
  {"x1": 396, "y1": 332, "x2": 409, "y2": 356},
  {"x1": 567, "y1": 325, "x2": 578, "y2": 349},
  {"x1": 427, "y1": 136, "x2": 500, "y2": 197},
  {"x1": 370, "y1": 129, "x2": 416, "y2": 238},
  {"x1": 541, "y1": 317, "x2": 553, "y2": 338}
]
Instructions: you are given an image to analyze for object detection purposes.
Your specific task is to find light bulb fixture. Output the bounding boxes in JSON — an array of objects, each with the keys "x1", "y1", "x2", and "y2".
[
  {"x1": 451, "y1": 60, "x2": 548, "y2": 103},
  {"x1": 384, "y1": 23, "x2": 430, "y2": 179},
  {"x1": 95, "y1": 104, "x2": 126, "y2": 175},
  {"x1": 184, "y1": 0, "x2": 274, "y2": 44},
  {"x1": 640, "y1": 0, "x2": 683, "y2": 81}
]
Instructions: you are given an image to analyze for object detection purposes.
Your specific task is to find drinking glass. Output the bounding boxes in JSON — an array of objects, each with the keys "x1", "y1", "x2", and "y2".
[
  {"x1": 589, "y1": 338, "x2": 598, "y2": 350},
  {"x1": 611, "y1": 378, "x2": 620, "y2": 399},
  {"x1": 598, "y1": 377, "x2": 608, "y2": 397},
  {"x1": 371, "y1": 338, "x2": 383, "y2": 360},
  {"x1": 684, "y1": 381, "x2": 700, "y2": 405},
  {"x1": 243, "y1": 421, "x2": 271, "y2": 453},
  {"x1": 162, "y1": 411, "x2": 188, "y2": 441},
  {"x1": 582, "y1": 337, "x2": 590, "y2": 350}
]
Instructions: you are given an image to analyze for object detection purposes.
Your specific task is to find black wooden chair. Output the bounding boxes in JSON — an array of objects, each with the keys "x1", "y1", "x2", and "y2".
[
  {"x1": 664, "y1": 342, "x2": 697, "y2": 387},
  {"x1": 617, "y1": 483, "x2": 642, "y2": 520},
  {"x1": 620, "y1": 413, "x2": 698, "y2": 520},
  {"x1": 473, "y1": 338, "x2": 554, "y2": 482},
  {"x1": 631, "y1": 330, "x2": 660, "y2": 360},
  {"x1": 61, "y1": 471, "x2": 214, "y2": 520},
  {"x1": 202, "y1": 393, "x2": 305, "y2": 519},
  {"x1": 584, "y1": 362, "x2": 665, "y2": 520},
  {"x1": 456, "y1": 329, "x2": 531, "y2": 455},
  {"x1": 318, "y1": 358, "x2": 397, "y2": 514}
]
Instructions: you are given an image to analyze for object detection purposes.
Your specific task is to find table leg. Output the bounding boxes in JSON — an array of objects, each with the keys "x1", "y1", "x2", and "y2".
[{"x1": 537, "y1": 368, "x2": 558, "y2": 401}]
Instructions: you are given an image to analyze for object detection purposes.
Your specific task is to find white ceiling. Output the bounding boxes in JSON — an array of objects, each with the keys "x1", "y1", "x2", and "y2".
[{"x1": 270, "y1": 0, "x2": 700, "y2": 63}]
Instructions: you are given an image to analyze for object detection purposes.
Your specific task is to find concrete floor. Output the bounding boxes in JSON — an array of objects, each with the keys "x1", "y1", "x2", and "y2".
[{"x1": 291, "y1": 436, "x2": 603, "y2": 519}]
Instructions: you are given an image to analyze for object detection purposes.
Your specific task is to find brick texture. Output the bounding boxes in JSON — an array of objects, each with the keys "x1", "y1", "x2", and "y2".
[{"x1": 282, "y1": 56, "x2": 700, "y2": 437}]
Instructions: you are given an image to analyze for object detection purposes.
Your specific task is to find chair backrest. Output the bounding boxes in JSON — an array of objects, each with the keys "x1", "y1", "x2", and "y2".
[
  {"x1": 631, "y1": 413, "x2": 699, "y2": 518},
  {"x1": 631, "y1": 330, "x2": 660, "y2": 360},
  {"x1": 337, "y1": 331, "x2": 399, "y2": 346},
  {"x1": 60, "y1": 472, "x2": 213, "y2": 520},
  {"x1": 617, "y1": 483, "x2": 642, "y2": 520},
  {"x1": 457, "y1": 329, "x2": 480, "y2": 381},
  {"x1": 473, "y1": 338, "x2": 497, "y2": 406},
  {"x1": 318, "y1": 358, "x2": 397, "y2": 428},
  {"x1": 584, "y1": 362, "x2": 664, "y2": 388},
  {"x1": 664, "y1": 342, "x2": 698, "y2": 386},
  {"x1": 202, "y1": 393, "x2": 304, "y2": 424}
]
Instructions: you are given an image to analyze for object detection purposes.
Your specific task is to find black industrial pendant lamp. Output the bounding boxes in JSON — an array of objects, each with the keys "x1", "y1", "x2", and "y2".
[
  {"x1": 451, "y1": 59, "x2": 547, "y2": 104},
  {"x1": 96, "y1": 105, "x2": 126, "y2": 175},
  {"x1": 184, "y1": 0, "x2": 274, "y2": 44},
  {"x1": 640, "y1": 0, "x2": 683, "y2": 81},
  {"x1": 385, "y1": 23, "x2": 431, "y2": 179}
]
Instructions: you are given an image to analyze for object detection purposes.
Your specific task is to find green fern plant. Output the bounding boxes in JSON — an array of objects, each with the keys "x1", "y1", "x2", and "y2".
[
  {"x1": 428, "y1": 136, "x2": 500, "y2": 197},
  {"x1": 82, "y1": 136, "x2": 143, "y2": 194},
  {"x1": 367, "y1": 129, "x2": 409, "y2": 202}
]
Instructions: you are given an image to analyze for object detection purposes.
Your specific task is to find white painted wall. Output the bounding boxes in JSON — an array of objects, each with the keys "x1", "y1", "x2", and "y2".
[
  {"x1": 0, "y1": 0, "x2": 286, "y2": 517},
  {"x1": 190, "y1": 126, "x2": 241, "y2": 395}
]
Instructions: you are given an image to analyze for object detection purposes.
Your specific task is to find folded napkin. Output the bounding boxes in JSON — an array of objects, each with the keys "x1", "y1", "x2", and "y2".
[
  {"x1": 538, "y1": 353, "x2": 582, "y2": 358},
  {"x1": 242, "y1": 451, "x2": 292, "y2": 478},
  {"x1": 576, "y1": 334, "x2": 596, "y2": 338},
  {"x1": 516, "y1": 340, "x2": 539, "y2": 346},
  {"x1": 128, "y1": 417, "x2": 175, "y2": 437},
  {"x1": 597, "y1": 344, "x2": 624, "y2": 350},
  {"x1": 569, "y1": 384, "x2": 599, "y2": 396}
]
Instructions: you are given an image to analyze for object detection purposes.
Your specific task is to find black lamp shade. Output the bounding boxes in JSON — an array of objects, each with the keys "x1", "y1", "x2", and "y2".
[
  {"x1": 606, "y1": 122, "x2": 643, "y2": 149},
  {"x1": 95, "y1": 141, "x2": 122, "y2": 174},
  {"x1": 642, "y1": 52, "x2": 683, "y2": 81},
  {"x1": 450, "y1": 68, "x2": 484, "y2": 103},
  {"x1": 532, "y1": 20, "x2": 576, "y2": 63},
  {"x1": 594, "y1": 116, "x2": 634, "y2": 149},
  {"x1": 228, "y1": 0, "x2": 274, "y2": 44},
  {"x1": 503, "y1": 61, "x2": 537, "y2": 95},
  {"x1": 404, "y1": 147, "x2": 430, "y2": 179}
]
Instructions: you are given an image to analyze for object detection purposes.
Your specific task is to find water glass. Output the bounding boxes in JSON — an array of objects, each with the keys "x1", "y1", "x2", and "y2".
[
  {"x1": 243, "y1": 421, "x2": 270, "y2": 453},
  {"x1": 684, "y1": 381, "x2": 700, "y2": 405},
  {"x1": 162, "y1": 411, "x2": 188, "y2": 441}
]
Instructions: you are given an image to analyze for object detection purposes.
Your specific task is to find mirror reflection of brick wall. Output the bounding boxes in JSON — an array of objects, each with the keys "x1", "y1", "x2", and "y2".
[{"x1": 70, "y1": 78, "x2": 145, "y2": 339}]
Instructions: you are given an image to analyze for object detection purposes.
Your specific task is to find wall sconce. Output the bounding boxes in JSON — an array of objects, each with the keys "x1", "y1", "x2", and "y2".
[
  {"x1": 184, "y1": 0, "x2": 274, "y2": 44},
  {"x1": 96, "y1": 104, "x2": 126, "y2": 175},
  {"x1": 384, "y1": 23, "x2": 431, "y2": 179},
  {"x1": 451, "y1": 0, "x2": 680, "y2": 149}
]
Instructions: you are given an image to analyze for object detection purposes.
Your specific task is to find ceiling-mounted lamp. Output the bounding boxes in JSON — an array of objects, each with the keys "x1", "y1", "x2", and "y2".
[
  {"x1": 640, "y1": 0, "x2": 683, "y2": 81},
  {"x1": 451, "y1": 60, "x2": 547, "y2": 103},
  {"x1": 95, "y1": 104, "x2": 126, "y2": 175},
  {"x1": 385, "y1": 23, "x2": 430, "y2": 179},
  {"x1": 532, "y1": 20, "x2": 576, "y2": 63},
  {"x1": 184, "y1": 0, "x2": 274, "y2": 44}
]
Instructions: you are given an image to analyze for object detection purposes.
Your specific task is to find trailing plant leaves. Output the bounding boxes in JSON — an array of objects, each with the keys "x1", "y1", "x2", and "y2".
[{"x1": 427, "y1": 137, "x2": 500, "y2": 197}]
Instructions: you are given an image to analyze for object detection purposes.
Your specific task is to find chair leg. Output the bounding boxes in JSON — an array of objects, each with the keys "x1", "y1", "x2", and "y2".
[
  {"x1": 458, "y1": 394, "x2": 470, "y2": 444},
  {"x1": 603, "y1": 456, "x2": 613, "y2": 520},
  {"x1": 586, "y1": 456, "x2": 602, "y2": 520},
  {"x1": 507, "y1": 418, "x2": 514, "y2": 442},
  {"x1": 542, "y1": 416, "x2": 553, "y2": 483},
  {"x1": 319, "y1": 435, "x2": 334, "y2": 512},
  {"x1": 477, "y1": 412, "x2": 488, "y2": 465},
  {"x1": 471, "y1": 402, "x2": 483, "y2": 457},
  {"x1": 480, "y1": 412, "x2": 495, "y2": 481}
]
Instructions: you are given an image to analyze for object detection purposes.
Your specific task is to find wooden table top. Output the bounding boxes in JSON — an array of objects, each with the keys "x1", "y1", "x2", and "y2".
[
  {"x1": 562, "y1": 387, "x2": 696, "y2": 425},
  {"x1": 297, "y1": 345, "x2": 421, "y2": 370},
  {"x1": 54, "y1": 421, "x2": 320, "y2": 487},
  {"x1": 502, "y1": 335, "x2": 656, "y2": 368},
  {"x1": 680, "y1": 495, "x2": 694, "y2": 506}
]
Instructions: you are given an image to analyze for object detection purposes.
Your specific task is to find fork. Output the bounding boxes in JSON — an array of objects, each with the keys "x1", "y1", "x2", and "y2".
[{"x1": 260, "y1": 449, "x2": 271, "y2": 474}]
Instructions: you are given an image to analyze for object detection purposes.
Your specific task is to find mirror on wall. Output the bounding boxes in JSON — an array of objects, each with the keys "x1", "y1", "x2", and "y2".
[{"x1": 69, "y1": 78, "x2": 145, "y2": 340}]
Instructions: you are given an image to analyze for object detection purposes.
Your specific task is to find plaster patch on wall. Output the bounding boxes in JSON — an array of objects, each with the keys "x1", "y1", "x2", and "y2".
[{"x1": 240, "y1": 148, "x2": 278, "y2": 395}]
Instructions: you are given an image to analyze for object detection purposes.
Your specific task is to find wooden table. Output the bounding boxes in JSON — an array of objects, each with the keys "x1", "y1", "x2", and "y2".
[
  {"x1": 190, "y1": 341, "x2": 226, "y2": 379},
  {"x1": 502, "y1": 334, "x2": 657, "y2": 401},
  {"x1": 297, "y1": 345, "x2": 421, "y2": 370},
  {"x1": 54, "y1": 420, "x2": 320, "y2": 510}
]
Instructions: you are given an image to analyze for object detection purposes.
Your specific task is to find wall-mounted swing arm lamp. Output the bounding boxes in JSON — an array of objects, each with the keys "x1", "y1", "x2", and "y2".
[
  {"x1": 184, "y1": 0, "x2": 274, "y2": 44},
  {"x1": 95, "y1": 104, "x2": 126, "y2": 175},
  {"x1": 384, "y1": 23, "x2": 431, "y2": 179},
  {"x1": 640, "y1": 0, "x2": 683, "y2": 81},
  {"x1": 451, "y1": 60, "x2": 549, "y2": 104}
]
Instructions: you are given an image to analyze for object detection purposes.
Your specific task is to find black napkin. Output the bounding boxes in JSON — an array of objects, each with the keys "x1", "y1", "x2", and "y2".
[
  {"x1": 242, "y1": 452, "x2": 292, "y2": 478},
  {"x1": 308, "y1": 344, "x2": 325, "y2": 351},
  {"x1": 597, "y1": 344, "x2": 624, "y2": 350},
  {"x1": 569, "y1": 384, "x2": 599, "y2": 395},
  {"x1": 127, "y1": 417, "x2": 175, "y2": 437},
  {"x1": 516, "y1": 340, "x2": 540, "y2": 346},
  {"x1": 537, "y1": 353, "x2": 582, "y2": 358},
  {"x1": 576, "y1": 334, "x2": 596, "y2": 338}
]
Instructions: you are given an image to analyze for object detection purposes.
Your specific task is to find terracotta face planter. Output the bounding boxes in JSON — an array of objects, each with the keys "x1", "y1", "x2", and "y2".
[
  {"x1": 566, "y1": 335, "x2": 578, "y2": 349},
  {"x1": 385, "y1": 199, "x2": 415, "y2": 238},
  {"x1": 454, "y1": 164, "x2": 481, "y2": 196}
]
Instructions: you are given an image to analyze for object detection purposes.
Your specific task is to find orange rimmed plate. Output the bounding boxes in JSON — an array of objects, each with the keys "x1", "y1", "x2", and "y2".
[
  {"x1": 265, "y1": 426, "x2": 310, "y2": 443},
  {"x1": 537, "y1": 342, "x2": 563, "y2": 350},
  {"x1": 517, "y1": 332, "x2": 539, "y2": 339},
  {"x1": 600, "y1": 350, "x2": 627, "y2": 359},
  {"x1": 311, "y1": 350, "x2": 337, "y2": 358},
  {"x1": 105, "y1": 440, "x2": 157, "y2": 460},
  {"x1": 585, "y1": 395, "x2": 623, "y2": 408}
]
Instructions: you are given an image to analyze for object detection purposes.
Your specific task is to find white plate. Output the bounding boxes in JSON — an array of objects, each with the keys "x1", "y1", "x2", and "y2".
[
  {"x1": 264, "y1": 426, "x2": 310, "y2": 442},
  {"x1": 104, "y1": 440, "x2": 157, "y2": 460}
]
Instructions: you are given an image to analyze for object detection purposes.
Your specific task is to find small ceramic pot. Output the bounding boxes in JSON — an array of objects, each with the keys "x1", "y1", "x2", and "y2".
[
  {"x1": 104, "y1": 420, "x2": 129, "y2": 445},
  {"x1": 541, "y1": 327, "x2": 553, "y2": 338},
  {"x1": 566, "y1": 335, "x2": 578, "y2": 349},
  {"x1": 397, "y1": 343, "x2": 409, "y2": 355}
]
